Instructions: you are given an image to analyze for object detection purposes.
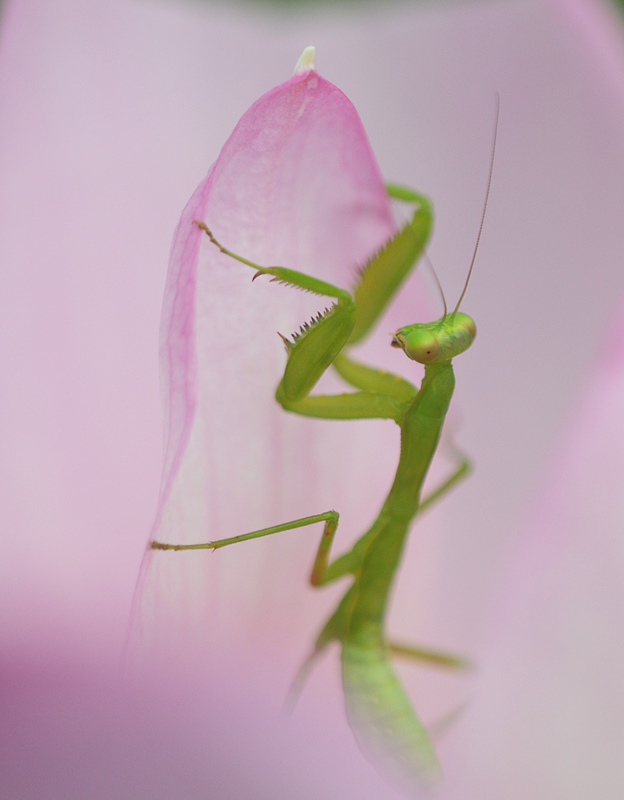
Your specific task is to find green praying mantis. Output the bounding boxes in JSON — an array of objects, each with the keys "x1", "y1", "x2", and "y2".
[{"x1": 151, "y1": 113, "x2": 497, "y2": 791}]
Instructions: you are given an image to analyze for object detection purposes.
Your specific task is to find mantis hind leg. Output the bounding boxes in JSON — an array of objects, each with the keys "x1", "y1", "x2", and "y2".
[
  {"x1": 418, "y1": 441, "x2": 472, "y2": 515},
  {"x1": 385, "y1": 442, "x2": 472, "y2": 673},
  {"x1": 388, "y1": 641, "x2": 471, "y2": 671},
  {"x1": 151, "y1": 509, "x2": 355, "y2": 588}
]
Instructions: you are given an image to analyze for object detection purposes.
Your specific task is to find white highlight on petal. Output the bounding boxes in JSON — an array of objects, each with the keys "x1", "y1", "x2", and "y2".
[{"x1": 294, "y1": 46, "x2": 316, "y2": 74}]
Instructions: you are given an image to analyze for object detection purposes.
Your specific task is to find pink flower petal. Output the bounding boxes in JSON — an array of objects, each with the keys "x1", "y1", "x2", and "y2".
[
  {"x1": 153, "y1": 61, "x2": 397, "y2": 544},
  {"x1": 129, "y1": 56, "x2": 424, "y2": 679}
]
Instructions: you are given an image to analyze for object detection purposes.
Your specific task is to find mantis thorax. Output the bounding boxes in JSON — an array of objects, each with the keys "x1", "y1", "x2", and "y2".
[{"x1": 391, "y1": 312, "x2": 476, "y2": 365}]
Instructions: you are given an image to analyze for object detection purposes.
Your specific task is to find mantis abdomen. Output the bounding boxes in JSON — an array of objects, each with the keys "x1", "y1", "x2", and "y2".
[{"x1": 342, "y1": 641, "x2": 440, "y2": 789}]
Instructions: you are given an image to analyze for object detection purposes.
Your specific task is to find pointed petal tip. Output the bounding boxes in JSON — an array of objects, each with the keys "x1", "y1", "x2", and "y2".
[{"x1": 294, "y1": 46, "x2": 316, "y2": 75}]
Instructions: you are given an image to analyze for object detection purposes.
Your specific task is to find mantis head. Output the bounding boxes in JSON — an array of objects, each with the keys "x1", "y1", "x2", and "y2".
[{"x1": 391, "y1": 312, "x2": 476, "y2": 364}]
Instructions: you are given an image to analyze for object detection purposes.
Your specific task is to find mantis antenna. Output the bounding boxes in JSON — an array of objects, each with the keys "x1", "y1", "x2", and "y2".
[
  {"x1": 422, "y1": 250, "x2": 448, "y2": 318},
  {"x1": 453, "y1": 93, "x2": 500, "y2": 314}
]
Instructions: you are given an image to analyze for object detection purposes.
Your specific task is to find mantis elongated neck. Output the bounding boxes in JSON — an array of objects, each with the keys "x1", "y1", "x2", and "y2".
[{"x1": 384, "y1": 361, "x2": 455, "y2": 521}]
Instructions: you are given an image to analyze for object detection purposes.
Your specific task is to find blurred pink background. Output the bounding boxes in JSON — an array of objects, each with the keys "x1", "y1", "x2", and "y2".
[{"x1": 2, "y1": 0, "x2": 624, "y2": 796}]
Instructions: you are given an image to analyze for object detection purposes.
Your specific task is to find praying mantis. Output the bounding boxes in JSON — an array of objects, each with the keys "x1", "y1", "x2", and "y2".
[{"x1": 151, "y1": 113, "x2": 497, "y2": 791}]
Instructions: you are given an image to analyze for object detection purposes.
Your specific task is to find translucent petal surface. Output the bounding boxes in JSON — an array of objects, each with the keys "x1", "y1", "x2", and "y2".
[
  {"x1": 155, "y1": 64, "x2": 396, "y2": 546},
  {"x1": 129, "y1": 62, "x2": 404, "y2": 668}
]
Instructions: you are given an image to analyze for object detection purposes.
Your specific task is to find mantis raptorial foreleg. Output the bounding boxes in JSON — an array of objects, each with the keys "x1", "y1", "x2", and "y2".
[
  {"x1": 195, "y1": 221, "x2": 357, "y2": 405},
  {"x1": 332, "y1": 352, "x2": 417, "y2": 402},
  {"x1": 348, "y1": 185, "x2": 432, "y2": 347}
]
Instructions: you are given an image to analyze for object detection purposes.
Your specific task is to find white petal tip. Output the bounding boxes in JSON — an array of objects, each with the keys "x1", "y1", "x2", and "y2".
[{"x1": 294, "y1": 46, "x2": 316, "y2": 75}]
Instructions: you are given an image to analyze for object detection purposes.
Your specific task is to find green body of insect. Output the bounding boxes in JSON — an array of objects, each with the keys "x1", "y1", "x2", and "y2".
[{"x1": 151, "y1": 185, "x2": 476, "y2": 791}]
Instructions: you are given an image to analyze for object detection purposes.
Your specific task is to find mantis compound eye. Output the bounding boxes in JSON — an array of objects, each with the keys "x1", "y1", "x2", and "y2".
[
  {"x1": 403, "y1": 331, "x2": 442, "y2": 364},
  {"x1": 392, "y1": 327, "x2": 442, "y2": 364}
]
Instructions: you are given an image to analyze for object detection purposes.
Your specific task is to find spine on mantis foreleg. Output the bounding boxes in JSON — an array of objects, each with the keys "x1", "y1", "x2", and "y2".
[{"x1": 341, "y1": 641, "x2": 440, "y2": 791}]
